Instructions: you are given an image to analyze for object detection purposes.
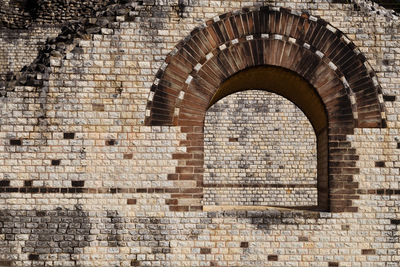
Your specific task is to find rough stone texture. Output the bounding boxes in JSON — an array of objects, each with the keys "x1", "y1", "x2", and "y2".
[
  {"x1": 204, "y1": 90, "x2": 317, "y2": 206},
  {"x1": 0, "y1": 0, "x2": 121, "y2": 28},
  {"x1": 0, "y1": 207, "x2": 90, "y2": 265},
  {"x1": 0, "y1": 26, "x2": 60, "y2": 77},
  {"x1": 0, "y1": 0, "x2": 400, "y2": 266}
]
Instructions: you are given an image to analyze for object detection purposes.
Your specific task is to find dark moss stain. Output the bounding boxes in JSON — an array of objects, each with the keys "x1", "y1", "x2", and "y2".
[
  {"x1": 106, "y1": 139, "x2": 116, "y2": 146},
  {"x1": 71, "y1": 181, "x2": 85, "y2": 187},
  {"x1": 207, "y1": 210, "x2": 322, "y2": 232},
  {"x1": 387, "y1": 220, "x2": 400, "y2": 245},
  {"x1": 133, "y1": 217, "x2": 174, "y2": 255},
  {"x1": 0, "y1": 260, "x2": 13, "y2": 266},
  {"x1": 9, "y1": 139, "x2": 22, "y2": 146},
  {"x1": 0, "y1": 206, "x2": 91, "y2": 264},
  {"x1": 28, "y1": 254, "x2": 39, "y2": 261},
  {"x1": 0, "y1": 180, "x2": 10, "y2": 187},
  {"x1": 106, "y1": 210, "x2": 124, "y2": 247},
  {"x1": 63, "y1": 132, "x2": 75, "y2": 139},
  {"x1": 51, "y1": 159, "x2": 61, "y2": 166}
]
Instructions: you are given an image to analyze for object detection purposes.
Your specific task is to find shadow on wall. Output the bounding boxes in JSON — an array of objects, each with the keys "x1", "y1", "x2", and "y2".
[{"x1": 0, "y1": 206, "x2": 90, "y2": 264}]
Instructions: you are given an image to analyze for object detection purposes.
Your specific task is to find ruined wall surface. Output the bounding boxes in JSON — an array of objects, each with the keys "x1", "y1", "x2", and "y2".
[
  {"x1": 204, "y1": 90, "x2": 317, "y2": 207},
  {"x1": 0, "y1": 26, "x2": 60, "y2": 77},
  {"x1": 0, "y1": 0, "x2": 400, "y2": 266},
  {"x1": 0, "y1": 0, "x2": 118, "y2": 28},
  {"x1": 0, "y1": 0, "x2": 132, "y2": 81}
]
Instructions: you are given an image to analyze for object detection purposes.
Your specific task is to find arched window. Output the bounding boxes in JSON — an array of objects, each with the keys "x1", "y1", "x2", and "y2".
[
  {"x1": 146, "y1": 7, "x2": 386, "y2": 212},
  {"x1": 204, "y1": 90, "x2": 318, "y2": 208}
]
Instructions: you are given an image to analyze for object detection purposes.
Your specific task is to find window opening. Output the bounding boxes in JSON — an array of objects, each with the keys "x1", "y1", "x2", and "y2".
[{"x1": 203, "y1": 90, "x2": 318, "y2": 208}]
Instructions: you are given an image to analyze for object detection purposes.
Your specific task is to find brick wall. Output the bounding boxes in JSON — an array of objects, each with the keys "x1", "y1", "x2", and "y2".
[
  {"x1": 0, "y1": 26, "x2": 60, "y2": 77},
  {"x1": 0, "y1": 0, "x2": 400, "y2": 266}
]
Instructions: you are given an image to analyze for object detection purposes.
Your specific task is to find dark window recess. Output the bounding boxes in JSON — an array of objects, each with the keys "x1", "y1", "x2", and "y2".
[
  {"x1": 0, "y1": 180, "x2": 10, "y2": 187},
  {"x1": 36, "y1": 211, "x2": 46, "y2": 216},
  {"x1": 71, "y1": 181, "x2": 84, "y2": 187},
  {"x1": 383, "y1": 95, "x2": 396, "y2": 102},
  {"x1": 28, "y1": 254, "x2": 39, "y2": 261},
  {"x1": 200, "y1": 248, "x2": 211, "y2": 254},
  {"x1": 240, "y1": 242, "x2": 249, "y2": 248},
  {"x1": 68, "y1": 188, "x2": 76, "y2": 193},
  {"x1": 228, "y1": 137, "x2": 239, "y2": 142},
  {"x1": 268, "y1": 255, "x2": 278, "y2": 261},
  {"x1": 6, "y1": 188, "x2": 18, "y2": 193},
  {"x1": 328, "y1": 262, "x2": 339, "y2": 267},
  {"x1": 391, "y1": 219, "x2": 400, "y2": 224},
  {"x1": 51, "y1": 160, "x2": 61, "y2": 166},
  {"x1": 4, "y1": 234, "x2": 13, "y2": 241},
  {"x1": 397, "y1": 143, "x2": 400, "y2": 149},
  {"x1": 63, "y1": 132, "x2": 75, "y2": 139},
  {"x1": 24, "y1": 180, "x2": 32, "y2": 187},
  {"x1": 106, "y1": 139, "x2": 116, "y2": 146},
  {"x1": 10, "y1": 139, "x2": 22, "y2": 146},
  {"x1": 25, "y1": 0, "x2": 39, "y2": 19},
  {"x1": 127, "y1": 199, "x2": 137, "y2": 205},
  {"x1": 375, "y1": 161, "x2": 385, "y2": 167}
]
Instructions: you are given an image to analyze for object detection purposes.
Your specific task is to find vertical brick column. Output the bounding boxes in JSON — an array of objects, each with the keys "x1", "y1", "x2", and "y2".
[
  {"x1": 317, "y1": 127, "x2": 329, "y2": 211},
  {"x1": 167, "y1": 126, "x2": 204, "y2": 211},
  {"x1": 328, "y1": 128, "x2": 360, "y2": 212}
]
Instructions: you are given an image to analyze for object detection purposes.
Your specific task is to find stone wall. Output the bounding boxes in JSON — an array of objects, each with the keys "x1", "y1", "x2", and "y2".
[
  {"x1": 0, "y1": 0, "x2": 400, "y2": 266},
  {"x1": 204, "y1": 90, "x2": 317, "y2": 207},
  {"x1": 0, "y1": 0, "x2": 117, "y2": 28},
  {"x1": 0, "y1": 26, "x2": 60, "y2": 77}
]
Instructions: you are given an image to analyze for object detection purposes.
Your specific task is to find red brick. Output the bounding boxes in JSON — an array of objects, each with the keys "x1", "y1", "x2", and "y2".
[
  {"x1": 200, "y1": 248, "x2": 211, "y2": 254},
  {"x1": 240, "y1": 242, "x2": 249, "y2": 248},
  {"x1": 165, "y1": 199, "x2": 178, "y2": 205},
  {"x1": 361, "y1": 249, "x2": 375, "y2": 255},
  {"x1": 172, "y1": 153, "x2": 193, "y2": 160},
  {"x1": 189, "y1": 206, "x2": 203, "y2": 211},
  {"x1": 185, "y1": 160, "x2": 204, "y2": 166},
  {"x1": 176, "y1": 167, "x2": 194, "y2": 173},
  {"x1": 169, "y1": 205, "x2": 189, "y2": 212},
  {"x1": 268, "y1": 255, "x2": 278, "y2": 261},
  {"x1": 123, "y1": 153, "x2": 133, "y2": 159},
  {"x1": 127, "y1": 199, "x2": 136, "y2": 205},
  {"x1": 178, "y1": 174, "x2": 196, "y2": 180},
  {"x1": 167, "y1": 174, "x2": 179, "y2": 180}
]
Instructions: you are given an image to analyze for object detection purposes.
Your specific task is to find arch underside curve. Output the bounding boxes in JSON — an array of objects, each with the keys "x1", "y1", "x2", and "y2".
[
  {"x1": 146, "y1": 6, "x2": 387, "y2": 212},
  {"x1": 146, "y1": 6, "x2": 385, "y2": 128}
]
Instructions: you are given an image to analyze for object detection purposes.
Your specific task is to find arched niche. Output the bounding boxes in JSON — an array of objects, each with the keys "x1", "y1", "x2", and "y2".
[
  {"x1": 204, "y1": 89, "x2": 319, "y2": 208},
  {"x1": 146, "y1": 6, "x2": 386, "y2": 212},
  {"x1": 207, "y1": 66, "x2": 328, "y2": 210}
]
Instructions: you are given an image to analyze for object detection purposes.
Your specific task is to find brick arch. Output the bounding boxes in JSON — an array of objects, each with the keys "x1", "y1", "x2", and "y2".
[
  {"x1": 146, "y1": 6, "x2": 385, "y2": 128},
  {"x1": 146, "y1": 6, "x2": 386, "y2": 212}
]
